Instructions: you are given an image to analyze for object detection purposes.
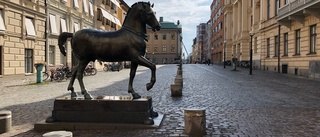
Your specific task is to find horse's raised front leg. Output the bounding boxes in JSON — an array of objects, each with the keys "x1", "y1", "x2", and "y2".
[
  {"x1": 77, "y1": 60, "x2": 93, "y2": 100},
  {"x1": 68, "y1": 65, "x2": 79, "y2": 99},
  {"x1": 136, "y1": 56, "x2": 156, "y2": 91},
  {"x1": 128, "y1": 62, "x2": 141, "y2": 99}
]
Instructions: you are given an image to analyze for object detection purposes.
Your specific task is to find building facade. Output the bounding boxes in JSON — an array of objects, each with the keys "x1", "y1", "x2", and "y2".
[
  {"x1": 0, "y1": 0, "x2": 46, "y2": 76},
  {"x1": 46, "y1": 0, "x2": 95, "y2": 69},
  {"x1": 211, "y1": 0, "x2": 225, "y2": 64},
  {"x1": 146, "y1": 17, "x2": 182, "y2": 64},
  {"x1": 223, "y1": 0, "x2": 320, "y2": 78}
]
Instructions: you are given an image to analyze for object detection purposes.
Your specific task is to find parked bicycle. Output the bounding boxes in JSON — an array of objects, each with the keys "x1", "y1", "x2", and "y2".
[{"x1": 84, "y1": 64, "x2": 97, "y2": 76}]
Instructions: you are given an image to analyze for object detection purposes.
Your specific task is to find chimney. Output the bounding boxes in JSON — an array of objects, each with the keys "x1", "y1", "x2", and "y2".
[
  {"x1": 160, "y1": 17, "x2": 163, "y2": 22},
  {"x1": 177, "y1": 20, "x2": 180, "y2": 25}
]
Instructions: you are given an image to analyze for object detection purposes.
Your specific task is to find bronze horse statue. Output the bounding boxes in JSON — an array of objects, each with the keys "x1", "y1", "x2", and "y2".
[{"x1": 58, "y1": 2, "x2": 161, "y2": 100}]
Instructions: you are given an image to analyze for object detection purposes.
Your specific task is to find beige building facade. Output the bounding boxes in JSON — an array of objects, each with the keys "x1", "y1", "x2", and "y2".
[
  {"x1": 46, "y1": 0, "x2": 95, "y2": 69},
  {"x1": 146, "y1": 17, "x2": 182, "y2": 64},
  {"x1": 0, "y1": 0, "x2": 46, "y2": 76},
  {"x1": 224, "y1": 0, "x2": 320, "y2": 78}
]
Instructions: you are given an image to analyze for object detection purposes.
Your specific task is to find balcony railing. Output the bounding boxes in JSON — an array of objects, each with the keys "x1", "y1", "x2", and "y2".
[{"x1": 278, "y1": 0, "x2": 318, "y2": 19}]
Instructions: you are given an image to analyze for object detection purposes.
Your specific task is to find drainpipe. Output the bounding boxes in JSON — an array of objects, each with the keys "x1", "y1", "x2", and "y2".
[
  {"x1": 278, "y1": 25, "x2": 281, "y2": 73},
  {"x1": 45, "y1": 0, "x2": 48, "y2": 64}
]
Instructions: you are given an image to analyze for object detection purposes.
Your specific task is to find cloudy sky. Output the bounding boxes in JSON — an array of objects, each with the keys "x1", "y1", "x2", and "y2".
[{"x1": 123, "y1": 0, "x2": 212, "y2": 57}]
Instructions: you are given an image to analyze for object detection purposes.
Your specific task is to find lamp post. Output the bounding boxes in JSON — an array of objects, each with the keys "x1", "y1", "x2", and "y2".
[
  {"x1": 224, "y1": 41, "x2": 226, "y2": 68},
  {"x1": 249, "y1": 32, "x2": 254, "y2": 75}
]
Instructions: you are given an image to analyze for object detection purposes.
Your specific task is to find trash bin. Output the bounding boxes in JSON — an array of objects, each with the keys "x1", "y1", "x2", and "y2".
[{"x1": 34, "y1": 62, "x2": 45, "y2": 83}]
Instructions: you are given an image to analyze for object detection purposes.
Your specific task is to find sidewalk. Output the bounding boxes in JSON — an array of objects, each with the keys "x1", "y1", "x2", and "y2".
[{"x1": 0, "y1": 74, "x2": 36, "y2": 88}]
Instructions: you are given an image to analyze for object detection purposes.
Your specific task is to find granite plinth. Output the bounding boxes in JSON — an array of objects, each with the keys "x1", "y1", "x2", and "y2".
[{"x1": 47, "y1": 96, "x2": 156, "y2": 124}]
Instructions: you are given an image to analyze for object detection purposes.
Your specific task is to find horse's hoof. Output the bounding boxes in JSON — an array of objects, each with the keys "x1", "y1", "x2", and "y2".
[
  {"x1": 132, "y1": 93, "x2": 141, "y2": 99},
  {"x1": 84, "y1": 93, "x2": 93, "y2": 100},
  {"x1": 71, "y1": 92, "x2": 79, "y2": 99},
  {"x1": 144, "y1": 117, "x2": 154, "y2": 125},
  {"x1": 152, "y1": 111, "x2": 158, "y2": 118},
  {"x1": 146, "y1": 83, "x2": 153, "y2": 91},
  {"x1": 45, "y1": 117, "x2": 55, "y2": 123}
]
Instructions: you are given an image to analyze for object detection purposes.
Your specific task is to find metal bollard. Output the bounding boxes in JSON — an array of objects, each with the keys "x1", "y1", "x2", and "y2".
[{"x1": 0, "y1": 110, "x2": 12, "y2": 134}]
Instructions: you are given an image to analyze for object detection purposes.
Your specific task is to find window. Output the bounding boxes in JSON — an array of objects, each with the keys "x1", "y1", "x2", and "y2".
[
  {"x1": 310, "y1": 25, "x2": 317, "y2": 54},
  {"x1": 163, "y1": 34, "x2": 166, "y2": 40},
  {"x1": 106, "y1": 0, "x2": 110, "y2": 5},
  {"x1": 49, "y1": 45, "x2": 55, "y2": 65},
  {"x1": 0, "y1": 9, "x2": 5, "y2": 31},
  {"x1": 25, "y1": 17, "x2": 36, "y2": 37},
  {"x1": 162, "y1": 45, "x2": 167, "y2": 52},
  {"x1": 284, "y1": 0, "x2": 288, "y2": 5},
  {"x1": 49, "y1": 14, "x2": 58, "y2": 34},
  {"x1": 60, "y1": 18, "x2": 67, "y2": 32},
  {"x1": 275, "y1": 0, "x2": 279, "y2": 16},
  {"x1": 267, "y1": 0, "x2": 271, "y2": 19},
  {"x1": 83, "y1": 0, "x2": 89, "y2": 13},
  {"x1": 97, "y1": 9, "x2": 102, "y2": 21},
  {"x1": 250, "y1": 15, "x2": 253, "y2": 27},
  {"x1": 154, "y1": 34, "x2": 158, "y2": 40},
  {"x1": 74, "y1": 22, "x2": 79, "y2": 32},
  {"x1": 284, "y1": 33, "x2": 288, "y2": 56},
  {"x1": 25, "y1": 49, "x2": 33, "y2": 73},
  {"x1": 295, "y1": 29, "x2": 301, "y2": 55},
  {"x1": 267, "y1": 38, "x2": 270, "y2": 57},
  {"x1": 89, "y1": 2, "x2": 94, "y2": 16},
  {"x1": 171, "y1": 33, "x2": 175, "y2": 40},
  {"x1": 254, "y1": 37, "x2": 258, "y2": 53},
  {"x1": 171, "y1": 45, "x2": 175, "y2": 52},
  {"x1": 154, "y1": 46, "x2": 158, "y2": 52},
  {"x1": 274, "y1": 36, "x2": 279, "y2": 57},
  {"x1": 73, "y1": 0, "x2": 79, "y2": 9}
]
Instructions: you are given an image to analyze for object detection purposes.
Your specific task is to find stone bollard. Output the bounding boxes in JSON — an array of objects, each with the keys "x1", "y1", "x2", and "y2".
[
  {"x1": 184, "y1": 109, "x2": 206, "y2": 136},
  {"x1": 0, "y1": 110, "x2": 12, "y2": 134},
  {"x1": 170, "y1": 84, "x2": 182, "y2": 97},
  {"x1": 177, "y1": 70, "x2": 182, "y2": 76},
  {"x1": 43, "y1": 131, "x2": 73, "y2": 137},
  {"x1": 174, "y1": 76, "x2": 183, "y2": 87}
]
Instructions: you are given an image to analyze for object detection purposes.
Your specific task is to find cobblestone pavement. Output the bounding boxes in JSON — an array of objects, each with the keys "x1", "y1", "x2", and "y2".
[{"x1": 1, "y1": 64, "x2": 320, "y2": 137}]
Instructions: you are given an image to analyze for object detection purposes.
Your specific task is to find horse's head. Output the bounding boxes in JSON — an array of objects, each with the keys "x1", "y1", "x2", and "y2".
[{"x1": 139, "y1": 2, "x2": 161, "y2": 32}]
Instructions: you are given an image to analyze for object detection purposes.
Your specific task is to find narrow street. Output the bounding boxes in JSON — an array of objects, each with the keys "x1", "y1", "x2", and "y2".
[{"x1": 1, "y1": 64, "x2": 320, "y2": 136}]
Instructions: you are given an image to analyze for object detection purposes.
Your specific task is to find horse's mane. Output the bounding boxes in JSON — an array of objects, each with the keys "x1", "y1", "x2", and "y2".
[{"x1": 122, "y1": 2, "x2": 151, "y2": 24}]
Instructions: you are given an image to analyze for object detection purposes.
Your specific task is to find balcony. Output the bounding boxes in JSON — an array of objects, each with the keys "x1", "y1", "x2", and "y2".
[{"x1": 277, "y1": 0, "x2": 320, "y2": 27}]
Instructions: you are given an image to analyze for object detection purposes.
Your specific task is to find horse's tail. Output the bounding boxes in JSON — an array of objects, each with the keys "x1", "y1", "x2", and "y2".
[{"x1": 58, "y1": 32, "x2": 73, "y2": 56}]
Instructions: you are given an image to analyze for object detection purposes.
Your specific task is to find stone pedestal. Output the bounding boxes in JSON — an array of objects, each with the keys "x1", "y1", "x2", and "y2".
[
  {"x1": 0, "y1": 110, "x2": 11, "y2": 134},
  {"x1": 184, "y1": 109, "x2": 206, "y2": 136},
  {"x1": 43, "y1": 131, "x2": 72, "y2": 137},
  {"x1": 47, "y1": 96, "x2": 156, "y2": 125}
]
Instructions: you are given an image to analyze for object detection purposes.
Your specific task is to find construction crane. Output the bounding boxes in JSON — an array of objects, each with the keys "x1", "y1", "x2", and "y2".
[{"x1": 182, "y1": 41, "x2": 189, "y2": 57}]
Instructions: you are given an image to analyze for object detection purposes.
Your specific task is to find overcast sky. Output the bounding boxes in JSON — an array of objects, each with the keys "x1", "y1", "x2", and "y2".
[{"x1": 123, "y1": 0, "x2": 211, "y2": 57}]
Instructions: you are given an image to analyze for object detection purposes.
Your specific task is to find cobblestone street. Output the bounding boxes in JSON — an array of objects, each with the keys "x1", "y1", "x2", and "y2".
[{"x1": 1, "y1": 64, "x2": 320, "y2": 137}]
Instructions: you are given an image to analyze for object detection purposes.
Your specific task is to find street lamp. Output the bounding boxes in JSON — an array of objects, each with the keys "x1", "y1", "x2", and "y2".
[
  {"x1": 249, "y1": 32, "x2": 254, "y2": 75},
  {"x1": 224, "y1": 41, "x2": 226, "y2": 68}
]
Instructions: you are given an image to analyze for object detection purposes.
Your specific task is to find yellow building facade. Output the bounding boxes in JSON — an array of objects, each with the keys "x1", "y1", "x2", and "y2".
[
  {"x1": 224, "y1": 0, "x2": 320, "y2": 78},
  {"x1": 146, "y1": 17, "x2": 182, "y2": 64},
  {"x1": 0, "y1": 0, "x2": 46, "y2": 75}
]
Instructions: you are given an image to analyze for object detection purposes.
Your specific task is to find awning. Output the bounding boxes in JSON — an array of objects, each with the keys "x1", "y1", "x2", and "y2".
[
  {"x1": 83, "y1": 0, "x2": 89, "y2": 13},
  {"x1": 49, "y1": 14, "x2": 58, "y2": 34},
  {"x1": 111, "y1": 0, "x2": 120, "y2": 7},
  {"x1": 99, "y1": 7, "x2": 122, "y2": 26},
  {"x1": 0, "y1": 10, "x2": 6, "y2": 31},
  {"x1": 25, "y1": 17, "x2": 36, "y2": 37},
  {"x1": 89, "y1": 2, "x2": 94, "y2": 16},
  {"x1": 60, "y1": 18, "x2": 67, "y2": 32}
]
